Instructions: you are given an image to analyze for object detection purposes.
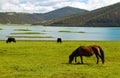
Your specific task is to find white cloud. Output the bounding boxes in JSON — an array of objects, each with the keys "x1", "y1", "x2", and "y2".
[
  {"x1": 0, "y1": 0, "x2": 119, "y2": 13},
  {"x1": 85, "y1": 0, "x2": 120, "y2": 10}
]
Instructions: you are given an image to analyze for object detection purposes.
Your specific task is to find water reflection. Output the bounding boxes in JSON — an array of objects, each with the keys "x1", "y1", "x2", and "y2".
[{"x1": 0, "y1": 26, "x2": 120, "y2": 41}]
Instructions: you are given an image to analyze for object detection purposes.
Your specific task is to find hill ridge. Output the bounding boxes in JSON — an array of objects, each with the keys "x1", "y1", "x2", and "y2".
[
  {"x1": 48, "y1": 2, "x2": 120, "y2": 27},
  {"x1": 0, "y1": 6, "x2": 88, "y2": 24}
]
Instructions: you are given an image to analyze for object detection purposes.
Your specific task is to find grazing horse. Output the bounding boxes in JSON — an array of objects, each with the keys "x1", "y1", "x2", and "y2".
[
  {"x1": 57, "y1": 38, "x2": 62, "y2": 43},
  {"x1": 6, "y1": 37, "x2": 16, "y2": 43},
  {"x1": 69, "y1": 45, "x2": 105, "y2": 64}
]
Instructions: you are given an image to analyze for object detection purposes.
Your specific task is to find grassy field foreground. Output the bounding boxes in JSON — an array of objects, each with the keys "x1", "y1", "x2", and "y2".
[{"x1": 0, "y1": 41, "x2": 120, "y2": 78}]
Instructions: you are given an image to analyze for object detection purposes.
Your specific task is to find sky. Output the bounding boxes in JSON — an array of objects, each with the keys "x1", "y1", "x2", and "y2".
[{"x1": 0, "y1": 0, "x2": 119, "y2": 13}]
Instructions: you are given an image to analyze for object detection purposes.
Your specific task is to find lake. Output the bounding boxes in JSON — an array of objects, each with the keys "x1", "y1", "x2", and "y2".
[{"x1": 0, "y1": 25, "x2": 120, "y2": 41}]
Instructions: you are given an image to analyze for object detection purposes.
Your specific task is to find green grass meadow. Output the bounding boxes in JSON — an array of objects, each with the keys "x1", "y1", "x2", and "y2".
[{"x1": 0, "y1": 41, "x2": 120, "y2": 78}]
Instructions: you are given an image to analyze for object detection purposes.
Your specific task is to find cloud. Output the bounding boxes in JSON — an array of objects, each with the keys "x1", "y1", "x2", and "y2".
[
  {"x1": 0, "y1": 0, "x2": 119, "y2": 13},
  {"x1": 85, "y1": 0, "x2": 120, "y2": 10}
]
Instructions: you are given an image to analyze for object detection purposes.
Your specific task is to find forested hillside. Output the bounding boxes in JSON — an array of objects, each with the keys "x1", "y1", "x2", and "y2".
[
  {"x1": 43, "y1": 6, "x2": 88, "y2": 20},
  {"x1": 0, "y1": 12, "x2": 43, "y2": 24},
  {"x1": 48, "y1": 2, "x2": 120, "y2": 27},
  {"x1": 0, "y1": 7, "x2": 87, "y2": 24}
]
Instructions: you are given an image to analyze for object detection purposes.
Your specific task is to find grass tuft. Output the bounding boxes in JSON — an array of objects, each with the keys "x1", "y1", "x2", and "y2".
[
  {"x1": 7, "y1": 36, "x2": 53, "y2": 38},
  {"x1": 14, "y1": 29, "x2": 31, "y2": 31},
  {"x1": 59, "y1": 30, "x2": 71, "y2": 32},
  {"x1": 0, "y1": 28, "x2": 3, "y2": 30},
  {"x1": 11, "y1": 31, "x2": 44, "y2": 34}
]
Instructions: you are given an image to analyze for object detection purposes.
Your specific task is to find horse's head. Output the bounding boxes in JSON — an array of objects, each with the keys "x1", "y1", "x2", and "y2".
[
  {"x1": 69, "y1": 54, "x2": 74, "y2": 64},
  {"x1": 69, "y1": 49, "x2": 78, "y2": 64}
]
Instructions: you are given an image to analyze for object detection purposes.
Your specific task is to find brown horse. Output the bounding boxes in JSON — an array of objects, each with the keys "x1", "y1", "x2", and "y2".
[{"x1": 69, "y1": 45, "x2": 105, "y2": 64}]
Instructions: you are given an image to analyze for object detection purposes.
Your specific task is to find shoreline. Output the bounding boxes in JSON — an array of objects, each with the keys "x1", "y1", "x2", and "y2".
[
  {"x1": 0, "y1": 24, "x2": 120, "y2": 27},
  {"x1": 1, "y1": 40, "x2": 120, "y2": 42},
  {"x1": 0, "y1": 24, "x2": 31, "y2": 26}
]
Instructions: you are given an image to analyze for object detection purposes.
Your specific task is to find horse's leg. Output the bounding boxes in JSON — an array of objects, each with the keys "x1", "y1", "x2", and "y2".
[
  {"x1": 98, "y1": 55, "x2": 104, "y2": 64},
  {"x1": 80, "y1": 56, "x2": 83, "y2": 64},
  {"x1": 96, "y1": 51, "x2": 104, "y2": 64},
  {"x1": 75, "y1": 57, "x2": 77, "y2": 63},
  {"x1": 95, "y1": 54, "x2": 99, "y2": 64}
]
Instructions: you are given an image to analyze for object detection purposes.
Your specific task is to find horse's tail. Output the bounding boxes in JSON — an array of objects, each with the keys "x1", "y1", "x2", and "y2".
[{"x1": 99, "y1": 46, "x2": 105, "y2": 64}]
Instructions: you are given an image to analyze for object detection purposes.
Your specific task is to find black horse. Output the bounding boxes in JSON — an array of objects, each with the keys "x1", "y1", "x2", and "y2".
[
  {"x1": 57, "y1": 38, "x2": 62, "y2": 43},
  {"x1": 6, "y1": 37, "x2": 16, "y2": 43},
  {"x1": 69, "y1": 45, "x2": 105, "y2": 64}
]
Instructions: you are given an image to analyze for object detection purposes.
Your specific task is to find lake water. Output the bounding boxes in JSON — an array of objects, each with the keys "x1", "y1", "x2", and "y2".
[{"x1": 0, "y1": 25, "x2": 120, "y2": 41}]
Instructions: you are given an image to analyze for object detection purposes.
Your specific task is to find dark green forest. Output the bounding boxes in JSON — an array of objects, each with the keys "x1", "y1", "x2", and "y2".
[
  {"x1": 48, "y1": 3, "x2": 120, "y2": 27},
  {"x1": 0, "y1": 12, "x2": 43, "y2": 24}
]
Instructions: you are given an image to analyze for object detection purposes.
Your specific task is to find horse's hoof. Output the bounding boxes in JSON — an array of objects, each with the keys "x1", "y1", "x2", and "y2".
[{"x1": 77, "y1": 62, "x2": 80, "y2": 64}]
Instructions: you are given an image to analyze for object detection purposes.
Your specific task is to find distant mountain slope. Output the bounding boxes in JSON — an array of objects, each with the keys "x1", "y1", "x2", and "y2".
[
  {"x1": 0, "y1": 12, "x2": 43, "y2": 24},
  {"x1": 43, "y1": 6, "x2": 88, "y2": 20},
  {"x1": 49, "y1": 3, "x2": 120, "y2": 27},
  {"x1": 0, "y1": 6, "x2": 88, "y2": 24}
]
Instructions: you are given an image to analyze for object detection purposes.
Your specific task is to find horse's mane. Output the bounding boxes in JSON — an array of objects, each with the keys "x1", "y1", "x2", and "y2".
[{"x1": 70, "y1": 46, "x2": 81, "y2": 57}]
